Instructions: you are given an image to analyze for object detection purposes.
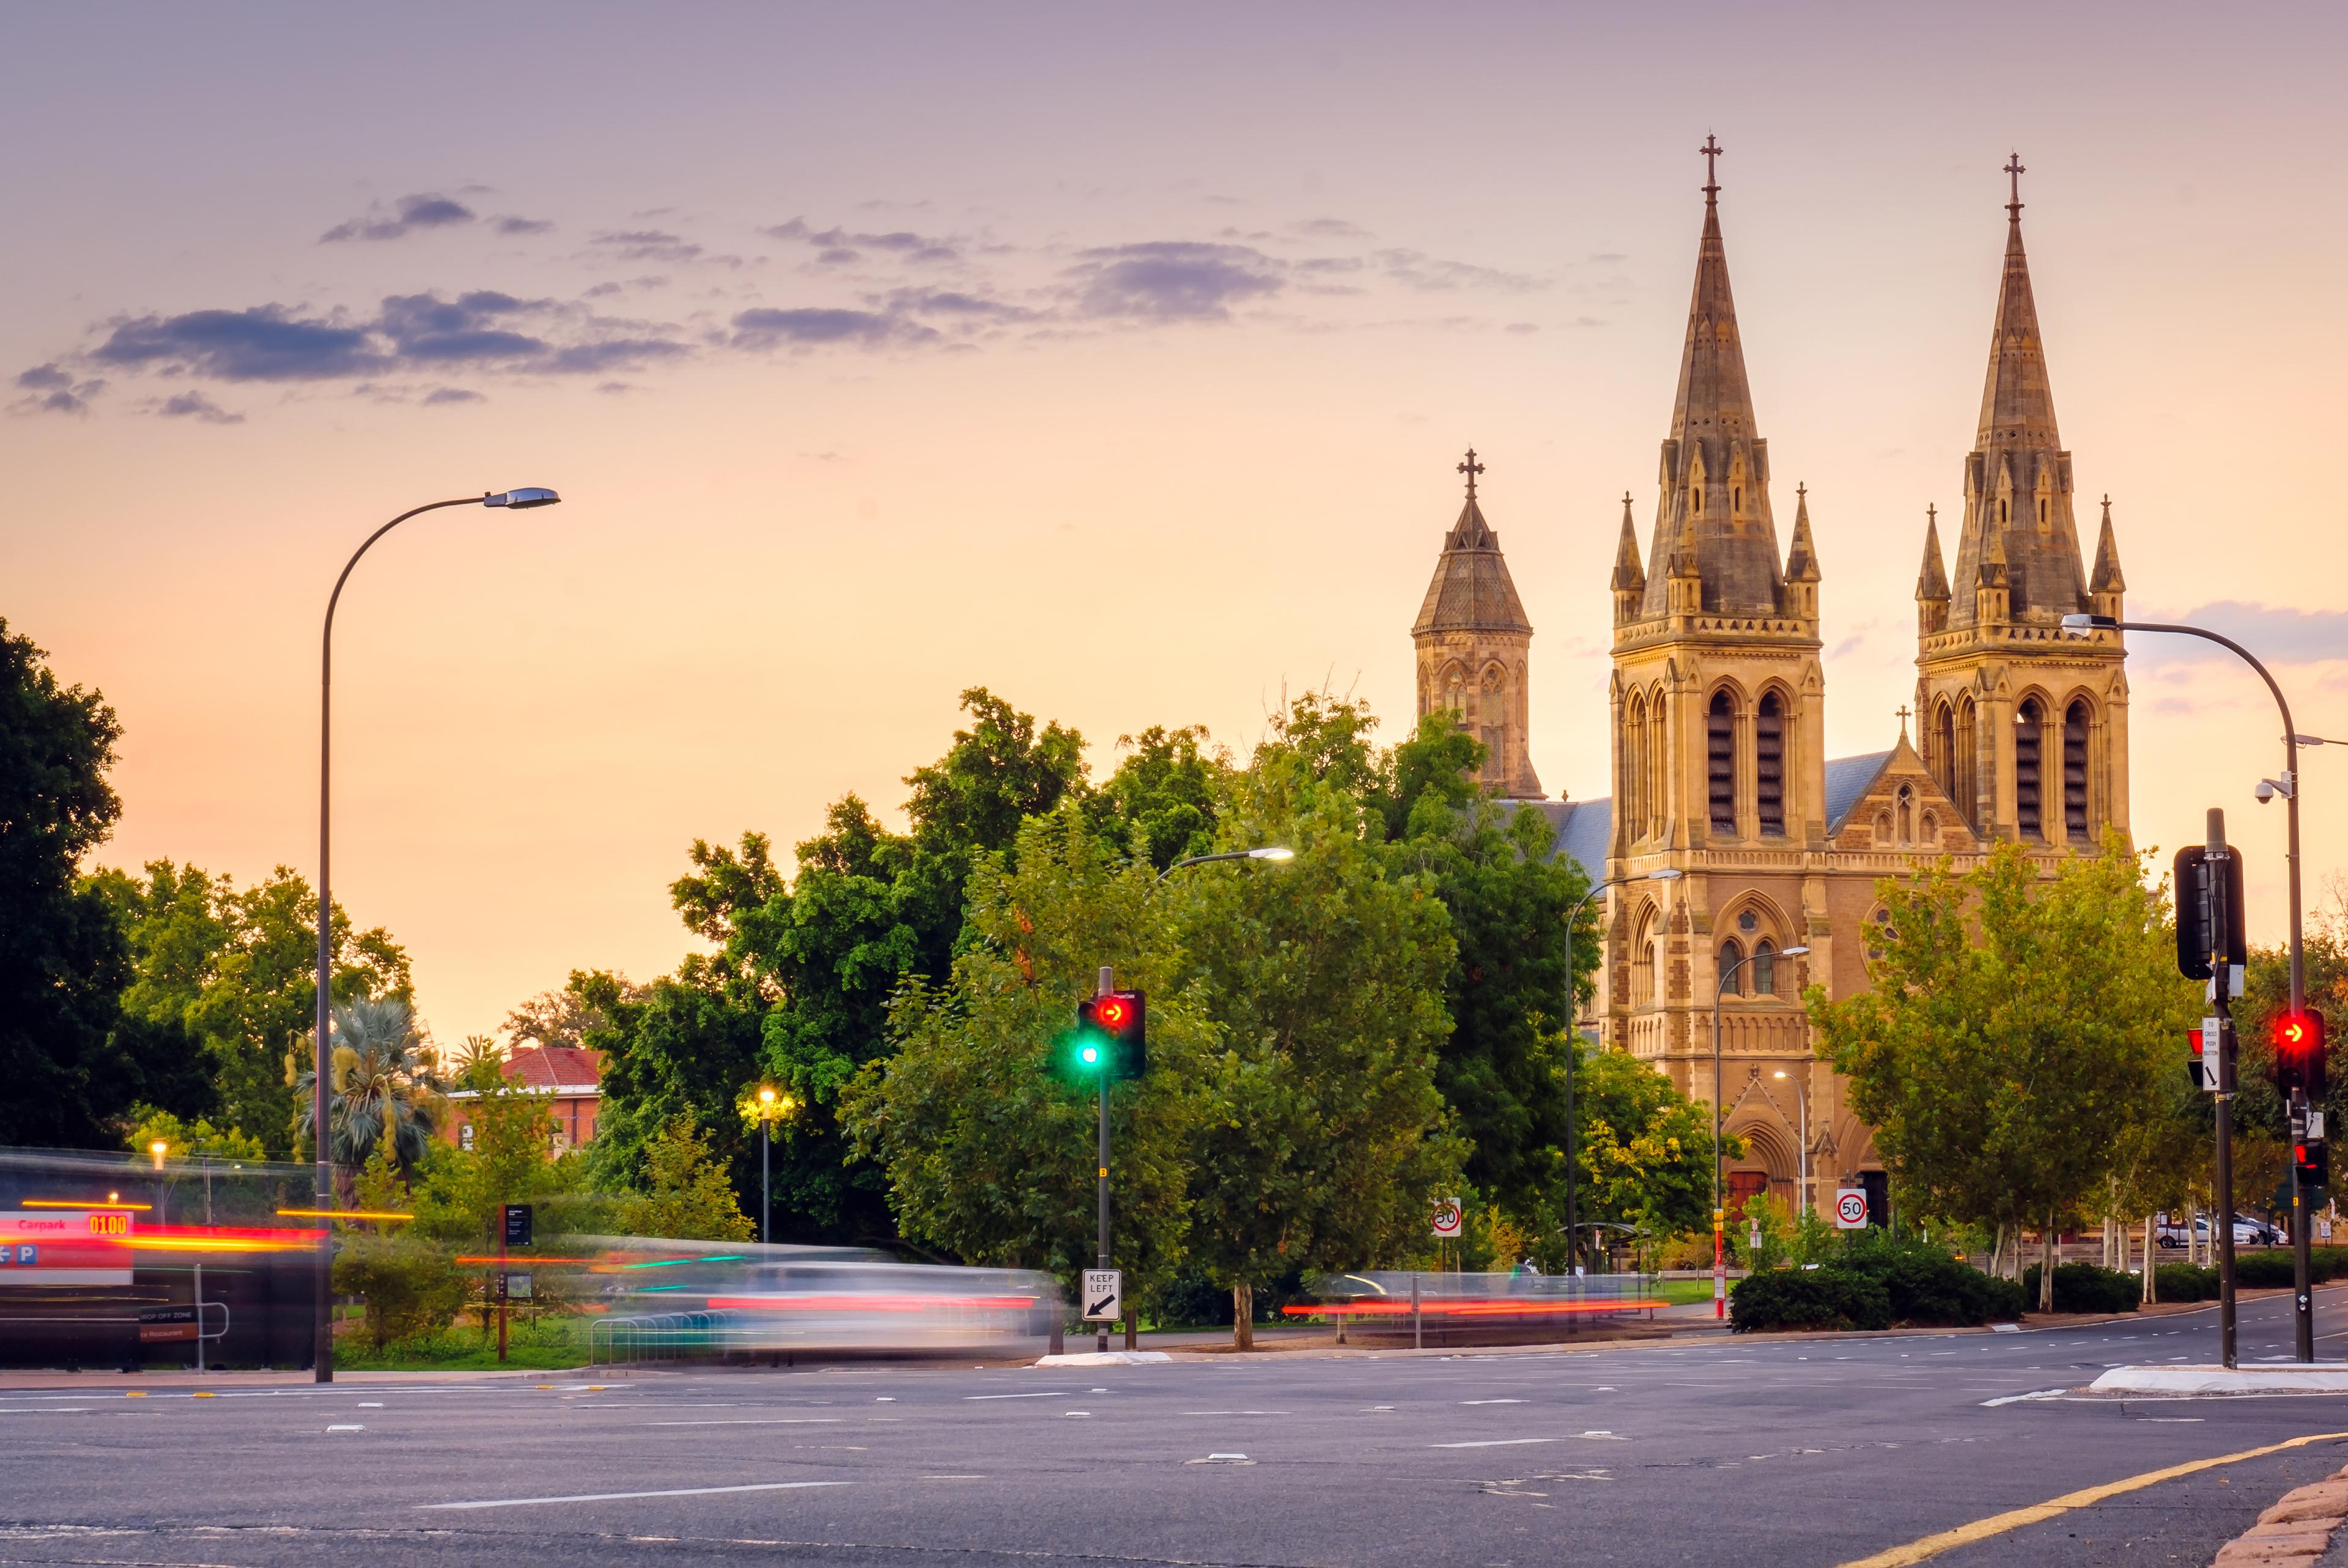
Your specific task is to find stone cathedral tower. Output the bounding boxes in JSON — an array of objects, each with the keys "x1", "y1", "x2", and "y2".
[
  {"x1": 1601, "y1": 141, "x2": 1829, "y2": 1083},
  {"x1": 1413, "y1": 449, "x2": 1545, "y2": 799},
  {"x1": 1914, "y1": 157, "x2": 2131, "y2": 849}
]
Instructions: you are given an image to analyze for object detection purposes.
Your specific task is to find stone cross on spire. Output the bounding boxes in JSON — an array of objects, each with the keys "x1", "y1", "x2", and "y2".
[
  {"x1": 2004, "y1": 152, "x2": 2026, "y2": 221},
  {"x1": 1700, "y1": 134, "x2": 1724, "y2": 204},
  {"x1": 1457, "y1": 447, "x2": 1485, "y2": 502}
]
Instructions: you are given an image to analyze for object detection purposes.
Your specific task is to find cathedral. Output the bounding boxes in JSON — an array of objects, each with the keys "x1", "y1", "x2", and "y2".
[{"x1": 1410, "y1": 147, "x2": 2133, "y2": 1220}]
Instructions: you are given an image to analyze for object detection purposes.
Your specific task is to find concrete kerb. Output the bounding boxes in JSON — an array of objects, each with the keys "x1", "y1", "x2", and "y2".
[
  {"x1": 2091, "y1": 1366, "x2": 2348, "y2": 1397},
  {"x1": 2212, "y1": 1462, "x2": 2348, "y2": 1567}
]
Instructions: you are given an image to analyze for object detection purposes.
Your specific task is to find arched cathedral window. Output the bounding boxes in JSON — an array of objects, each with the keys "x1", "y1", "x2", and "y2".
[
  {"x1": 2015, "y1": 699, "x2": 2045, "y2": 842},
  {"x1": 1754, "y1": 938, "x2": 1778, "y2": 997},
  {"x1": 1719, "y1": 939, "x2": 1744, "y2": 996},
  {"x1": 1707, "y1": 691, "x2": 1737, "y2": 836},
  {"x1": 1757, "y1": 693, "x2": 1785, "y2": 836},
  {"x1": 2064, "y1": 699, "x2": 2092, "y2": 842}
]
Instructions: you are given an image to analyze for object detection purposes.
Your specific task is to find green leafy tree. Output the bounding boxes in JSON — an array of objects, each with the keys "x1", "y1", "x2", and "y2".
[
  {"x1": 125, "y1": 1108, "x2": 266, "y2": 1163},
  {"x1": 1087, "y1": 724, "x2": 1231, "y2": 870},
  {"x1": 619, "y1": 1116, "x2": 756, "y2": 1241},
  {"x1": 335, "y1": 1135, "x2": 466, "y2": 1350},
  {"x1": 0, "y1": 620, "x2": 168, "y2": 1149},
  {"x1": 1809, "y1": 838, "x2": 2198, "y2": 1309},
  {"x1": 89, "y1": 858, "x2": 409, "y2": 1157},
  {"x1": 415, "y1": 1058, "x2": 563, "y2": 1249},
  {"x1": 1173, "y1": 701, "x2": 1467, "y2": 1347},
  {"x1": 843, "y1": 806, "x2": 1206, "y2": 1301},
  {"x1": 1570, "y1": 1043, "x2": 1729, "y2": 1244}
]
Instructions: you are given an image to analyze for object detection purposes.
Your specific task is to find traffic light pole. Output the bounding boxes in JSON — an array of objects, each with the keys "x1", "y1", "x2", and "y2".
[
  {"x1": 1096, "y1": 965, "x2": 1113, "y2": 1355},
  {"x1": 2087, "y1": 618, "x2": 2313, "y2": 1360},
  {"x1": 2208, "y1": 810, "x2": 2240, "y2": 1369}
]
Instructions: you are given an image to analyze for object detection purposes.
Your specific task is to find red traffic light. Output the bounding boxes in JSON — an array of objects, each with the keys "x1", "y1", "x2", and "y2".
[
  {"x1": 2272, "y1": 1009, "x2": 2330, "y2": 1100},
  {"x1": 1095, "y1": 996, "x2": 1131, "y2": 1029}
]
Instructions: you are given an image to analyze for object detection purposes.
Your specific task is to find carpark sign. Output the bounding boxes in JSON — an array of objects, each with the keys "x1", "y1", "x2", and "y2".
[
  {"x1": 1834, "y1": 1188, "x2": 1870, "y2": 1230},
  {"x1": 1430, "y1": 1198, "x2": 1463, "y2": 1239}
]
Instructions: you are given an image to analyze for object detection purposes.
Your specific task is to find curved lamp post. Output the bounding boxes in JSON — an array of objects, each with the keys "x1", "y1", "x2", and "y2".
[
  {"x1": 749, "y1": 1084, "x2": 797, "y2": 1245},
  {"x1": 312, "y1": 487, "x2": 560, "y2": 1383},
  {"x1": 1157, "y1": 845, "x2": 1293, "y2": 882},
  {"x1": 1558, "y1": 867, "x2": 1682, "y2": 1274},
  {"x1": 1771, "y1": 1069, "x2": 1811, "y2": 1219},
  {"x1": 1713, "y1": 943, "x2": 1809, "y2": 1318}
]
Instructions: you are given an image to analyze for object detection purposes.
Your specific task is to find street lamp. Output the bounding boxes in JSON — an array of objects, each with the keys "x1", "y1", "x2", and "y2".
[
  {"x1": 1714, "y1": 943, "x2": 1809, "y2": 1319},
  {"x1": 1772, "y1": 1070, "x2": 1811, "y2": 1219},
  {"x1": 749, "y1": 1084, "x2": 795, "y2": 1245},
  {"x1": 2062, "y1": 611, "x2": 2319, "y2": 1359},
  {"x1": 312, "y1": 487, "x2": 561, "y2": 1385},
  {"x1": 1157, "y1": 845, "x2": 1293, "y2": 881},
  {"x1": 1558, "y1": 867, "x2": 1683, "y2": 1275}
]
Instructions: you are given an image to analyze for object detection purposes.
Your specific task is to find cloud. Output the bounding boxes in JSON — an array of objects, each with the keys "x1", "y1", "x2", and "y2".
[
  {"x1": 495, "y1": 215, "x2": 555, "y2": 236},
  {"x1": 16, "y1": 363, "x2": 71, "y2": 389},
  {"x1": 79, "y1": 292, "x2": 692, "y2": 390},
  {"x1": 321, "y1": 193, "x2": 478, "y2": 243},
  {"x1": 2132, "y1": 602, "x2": 2348, "y2": 668},
  {"x1": 591, "y1": 229, "x2": 740, "y2": 267},
  {"x1": 1374, "y1": 249, "x2": 1546, "y2": 293},
  {"x1": 1287, "y1": 217, "x2": 1372, "y2": 240},
  {"x1": 421, "y1": 388, "x2": 483, "y2": 405},
  {"x1": 876, "y1": 287, "x2": 1032, "y2": 322},
  {"x1": 93, "y1": 305, "x2": 388, "y2": 380},
  {"x1": 729, "y1": 307, "x2": 934, "y2": 348},
  {"x1": 765, "y1": 218, "x2": 959, "y2": 265},
  {"x1": 1065, "y1": 241, "x2": 1283, "y2": 321},
  {"x1": 155, "y1": 390, "x2": 243, "y2": 424},
  {"x1": 8, "y1": 364, "x2": 103, "y2": 416}
]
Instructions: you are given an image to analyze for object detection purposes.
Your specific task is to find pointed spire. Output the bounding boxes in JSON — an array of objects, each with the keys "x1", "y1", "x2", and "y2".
[
  {"x1": 2091, "y1": 495, "x2": 2127, "y2": 594},
  {"x1": 1611, "y1": 491, "x2": 1647, "y2": 593},
  {"x1": 1977, "y1": 153, "x2": 2059, "y2": 451},
  {"x1": 1915, "y1": 504, "x2": 1950, "y2": 603},
  {"x1": 1784, "y1": 482, "x2": 1820, "y2": 584},
  {"x1": 1413, "y1": 452, "x2": 1530, "y2": 636},
  {"x1": 1636, "y1": 137, "x2": 1783, "y2": 620}
]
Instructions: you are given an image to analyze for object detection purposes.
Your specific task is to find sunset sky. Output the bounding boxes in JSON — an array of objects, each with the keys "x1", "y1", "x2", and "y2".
[{"x1": 7, "y1": 2, "x2": 2344, "y2": 1048}]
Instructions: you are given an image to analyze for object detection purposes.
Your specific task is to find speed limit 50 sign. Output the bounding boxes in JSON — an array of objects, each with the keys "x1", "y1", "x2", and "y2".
[
  {"x1": 1834, "y1": 1188, "x2": 1870, "y2": 1230},
  {"x1": 1430, "y1": 1198, "x2": 1463, "y2": 1239}
]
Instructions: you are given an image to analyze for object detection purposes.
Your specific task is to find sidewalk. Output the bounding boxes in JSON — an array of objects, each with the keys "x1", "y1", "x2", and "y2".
[{"x1": 0, "y1": 1367, "x2": 574, "y2": 1391}]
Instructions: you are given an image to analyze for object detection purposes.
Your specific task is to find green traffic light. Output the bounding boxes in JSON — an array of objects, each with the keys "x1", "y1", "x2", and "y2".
[{"x1": 1080, "y1": 1044, "x2": 1099, "y2": 1065}]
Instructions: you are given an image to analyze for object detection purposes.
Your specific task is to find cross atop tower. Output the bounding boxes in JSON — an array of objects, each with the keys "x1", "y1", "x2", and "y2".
[
  {"x1": 1796, "y1": 481, "x2": 1807, "y2": 502},
  {"x1": 1458, "y1": 447, "x2": 1485, "y2": 502},
  {"x1": 1700, "y1": 134, "x2": 1725, "y2": 204},
  {"x1": 1896, "y1": 704, "x2": 1911, "y2": 740},
  {"x1": 2004, "y1": 152, "x2": 2026, "y2": 221}
]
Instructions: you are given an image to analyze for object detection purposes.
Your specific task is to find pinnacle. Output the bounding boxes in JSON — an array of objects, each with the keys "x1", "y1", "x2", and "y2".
[
  {"x1": 1785, "y1": 485, "x2": 1820, "y2": 585},
  {"x1": 1611, "y1": 491, "x2": 1646, "y2": 592},
  {"x1": 2092, "y1": 495, "x2": 2127, "y2": 594},
  {"x1": 1916, "y1": 506, "x2": 1951, "y2": 602}
]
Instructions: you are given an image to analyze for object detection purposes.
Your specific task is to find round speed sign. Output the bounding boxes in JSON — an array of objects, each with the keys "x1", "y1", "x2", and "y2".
[
  {"x1": 1430, "y1": 1198, "x2": 1463, "y2": 1239},
  {"x1": 1834, "y1": 1190, "x2": 1870, "y2": 1228}
]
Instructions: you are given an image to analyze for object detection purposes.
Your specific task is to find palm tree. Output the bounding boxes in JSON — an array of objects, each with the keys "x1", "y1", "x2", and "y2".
[{"x1": 295, "y1": 998, "x2": 443, "y2": 1172}]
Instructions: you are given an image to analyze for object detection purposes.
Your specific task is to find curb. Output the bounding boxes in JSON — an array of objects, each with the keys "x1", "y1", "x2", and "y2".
[{"x1": 2215, "y1": 1463, "x2": 2348, "y2": 1566}]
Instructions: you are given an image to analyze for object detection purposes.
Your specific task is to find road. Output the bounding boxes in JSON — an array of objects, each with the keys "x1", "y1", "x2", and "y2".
[{"x1": 6, "y1": 1289, "x2": 2348, "y2": 1567}]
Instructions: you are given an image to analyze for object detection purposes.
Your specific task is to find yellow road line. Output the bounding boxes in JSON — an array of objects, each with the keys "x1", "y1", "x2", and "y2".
[{"x1": 1835, "y1": 1430, "x2": 2348, "y2": 1568}]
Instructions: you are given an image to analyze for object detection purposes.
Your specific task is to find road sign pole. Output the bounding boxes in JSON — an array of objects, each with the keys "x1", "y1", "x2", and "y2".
[
  {"x1": 1096, "y1": 965, "x2": 1113, "y2": 1355},
  {"x1": 2208, "y1": 811, "x2": 2240, "y2": 1371}
]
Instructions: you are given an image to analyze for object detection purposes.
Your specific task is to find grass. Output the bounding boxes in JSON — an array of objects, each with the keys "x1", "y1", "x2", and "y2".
[
  {"x1": 332, "y1": 1314, "x2": 594, "y2": 1372},
  {"x1": 1650, "y1": 1278, "x2": 1723, "y2": 1306}
]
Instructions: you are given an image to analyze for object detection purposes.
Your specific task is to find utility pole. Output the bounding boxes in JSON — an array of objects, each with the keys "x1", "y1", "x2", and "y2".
[
  {"x1": 1096, "y1": 965, "x2": 1113, "y2": 1356},
  {"x1": 2207, "y1": 808, "x2": 2240, "y2": 1371}
]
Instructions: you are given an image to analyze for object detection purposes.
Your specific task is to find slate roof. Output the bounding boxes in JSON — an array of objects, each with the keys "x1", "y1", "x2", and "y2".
[
  {"x1": 1507, "y1": 748, "x2": 1894, "y2": 879},
  {"x1": 1412, "y1": 496, "x2": 1533, "y2": 635}
]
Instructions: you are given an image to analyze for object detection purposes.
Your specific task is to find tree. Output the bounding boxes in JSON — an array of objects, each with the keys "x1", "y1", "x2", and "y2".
[
  {"x1": 502, "y1": 981, "x2": 641, "y2": 1053},
  {"x1": 1569, "y1": 1045, "x2": 1727, "y2": 1244},
  {"x1": 125, "y1": 1108, "x2": 266, "y2": 1164},
  {"x1": 294, "y1": 998, "x2": 442, "y2": 1173},
  {"x1": 1384, "y1": 715, "x2": 1593, "y2": 1212},
  {"x1": 1172, "y1": 701, "x2": 1467, "y2": 1347},
  {"x1": 576, "y1": 960, "x2": 764, "y2": 1209},
  {"x1": 619, "y1": 1116, "x2": 755, "y2": 1242},
  {"x1": 1088, "y1": 724, "x2": 1230, "y2": 870},
  {"x1": 1808, "y1": 838, "x2": 2198, "y2": 1309},
  {"x1": 902, "y1": 686, "x2": 1088, "y2": 860},
  {"x1": 0, "y1": 620, "x2": 141, "y2": 1149},
  {"x1": 89, "y1": 858, "x2": 410, "y2": 1157},
  {"x1": 842, "y1": 806, "x2": 1206, "y2": 1300}
]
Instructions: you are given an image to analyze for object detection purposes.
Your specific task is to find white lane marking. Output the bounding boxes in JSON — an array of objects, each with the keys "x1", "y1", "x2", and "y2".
[
  {"x1": 1431, "y1": 1438, "x2": 1557, "y2": 1449},
  {"x1": 327, "y1": 1424, "x2": 364, "y2": 1431},
  {"x1": 0, "y1": 1407, "x2": 90, "y2": 1413},
  {"x1": 648, "y1": 1418, "x2": 843, "y2": 1427},
  {"x1": 358, "y1": 1402, "x2": 383, "y2": 1407},
  {"x1": 1179, "y1": 1410, "x2": 1291, "y2": 1416},
  {"x1": 1460, "y1": 1398, "x2": 1527, "y2": 1405},
  {"x1": 1579, "y1": 1431, "x2": 1626, "y2": 1440},
  {"x1": 921, "y1": 1474, "x2": 986, "y2": 1480},
  {"x1": 425, "y1": 1481, "x2": 852, "y2": 1511},
  {"x1": 1979, "y1": 1389, "x2": 2067, "y2": 1407},
  {"x1": 965, "y1": 1391, "x2": 1071, "y2": 1401}
]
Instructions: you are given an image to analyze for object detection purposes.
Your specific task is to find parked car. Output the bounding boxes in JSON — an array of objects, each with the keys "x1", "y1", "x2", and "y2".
[{"x1": 2154, "y1": 1215, "x2": 2283, "y2": 1248}]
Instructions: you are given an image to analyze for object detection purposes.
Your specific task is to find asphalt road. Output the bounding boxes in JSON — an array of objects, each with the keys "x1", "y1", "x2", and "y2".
[{"x1": 7, "y1": 1291, "x2": 2348, "y2": 1567}]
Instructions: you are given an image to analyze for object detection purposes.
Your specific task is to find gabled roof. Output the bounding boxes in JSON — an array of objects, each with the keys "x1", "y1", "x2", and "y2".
[
  {"x1": 504, "y1": 1046, "x2": 603, "y2": 1095},
  {"x1": 1824, "y1": 751, "x2": 1896, "y2": 833}
]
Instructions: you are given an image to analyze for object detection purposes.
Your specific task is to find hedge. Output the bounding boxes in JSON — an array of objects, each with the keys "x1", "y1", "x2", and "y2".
[
  {"x1": 2019, "y1": 1262, "x2": 2138, "y2": 1314},
  {"x1": 1729, "y1": 1268, "x2": 1892, "y2": 1333},
  {"x1": 2155, "y1": 1263, "x2": 2218, "y2": 1301}
]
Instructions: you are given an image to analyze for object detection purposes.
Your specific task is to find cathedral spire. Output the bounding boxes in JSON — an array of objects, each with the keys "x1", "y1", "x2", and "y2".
[
  {"x1": 1948, "y1": 155, "x2": 2089, "y2": 628},
  {"x1": 1611, "y1": 491, "x2": 1646, "y2": 592},
  {"x1": 1784, "y1": 482, "x2": 1820, "y2": 584},
  {"x1": 2091, "y1": 495, "x2": 2126, "y2": 595},
  {"x1": 1637, "y1": 135, "x2": 1785, "y2": 620}
]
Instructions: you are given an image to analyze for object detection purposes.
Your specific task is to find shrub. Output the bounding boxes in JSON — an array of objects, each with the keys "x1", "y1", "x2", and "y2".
[
  {"x1": 332, "y1": 1231, "x2": 469, "y2": 1352},
  {"x1": 2155, "y1": 1263, "x2": 2218, "y2": 1302},
  {"x1": 2018, "y1": 1262, "x2": 2138, "y2": 1314},
  {"x1": 1982, "y1": 1274, "x2": 2026, "y2": 1322},
  {"x1": 2234, "y1": 1252, "x2": 2305, "y2": 1289},
  {"x1": 1729, "y1": 1268, "x2": 1892, "y2": 1333},
  {"x1": 1857, "y1": 1251, "x2": 2000, "y2": 1327}
]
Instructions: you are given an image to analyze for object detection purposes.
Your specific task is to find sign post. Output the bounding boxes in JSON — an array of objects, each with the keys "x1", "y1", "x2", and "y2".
[{"x1": 1081, "y1": 1269, "x2": 1122, "y2": 1325}]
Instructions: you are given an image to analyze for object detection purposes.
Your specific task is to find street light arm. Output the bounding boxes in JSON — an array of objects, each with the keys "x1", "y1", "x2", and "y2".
[{"x1": 1156, "y1": 847, "x2": 1292, "y2": 882}]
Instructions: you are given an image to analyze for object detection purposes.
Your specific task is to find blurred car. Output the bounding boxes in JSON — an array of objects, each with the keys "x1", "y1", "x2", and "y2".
[{"x1": 2155, "y1": 1214, "x2": 2282, "y2": 1249}]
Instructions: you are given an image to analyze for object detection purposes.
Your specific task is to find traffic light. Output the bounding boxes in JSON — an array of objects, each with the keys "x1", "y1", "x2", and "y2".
[
  {"x1": 2297, "y1": 1138, "x2": 2328, "y2": 1190},
  {"x1": 2188, "y1": 1026, "x2": 2213, "y2": 1092},
  {"x1": 2173, "y1": 845, "x2": 2248, "y2": 982},
  {"x1": 2272, "y1": 1009, "x2": 2330, "y2": 1100},
  {"x1": 1066, "y1": 992, "x2": 1148, "y2": 1082}
]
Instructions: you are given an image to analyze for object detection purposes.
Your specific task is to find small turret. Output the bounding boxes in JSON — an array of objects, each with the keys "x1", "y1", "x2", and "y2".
[
  {"x1": 1916, "y1": 504, "x2": 1951, "y2": 635},
  {"x1": 2090, "y1": 495, "x2": 2126, "y2": 620},
  {"x1": 1611, "y1": 491, "x2": 1647, "y2": 624},
  {"x1": 1782, "y1": 482, "x2": 1820, "y2": 619}
]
